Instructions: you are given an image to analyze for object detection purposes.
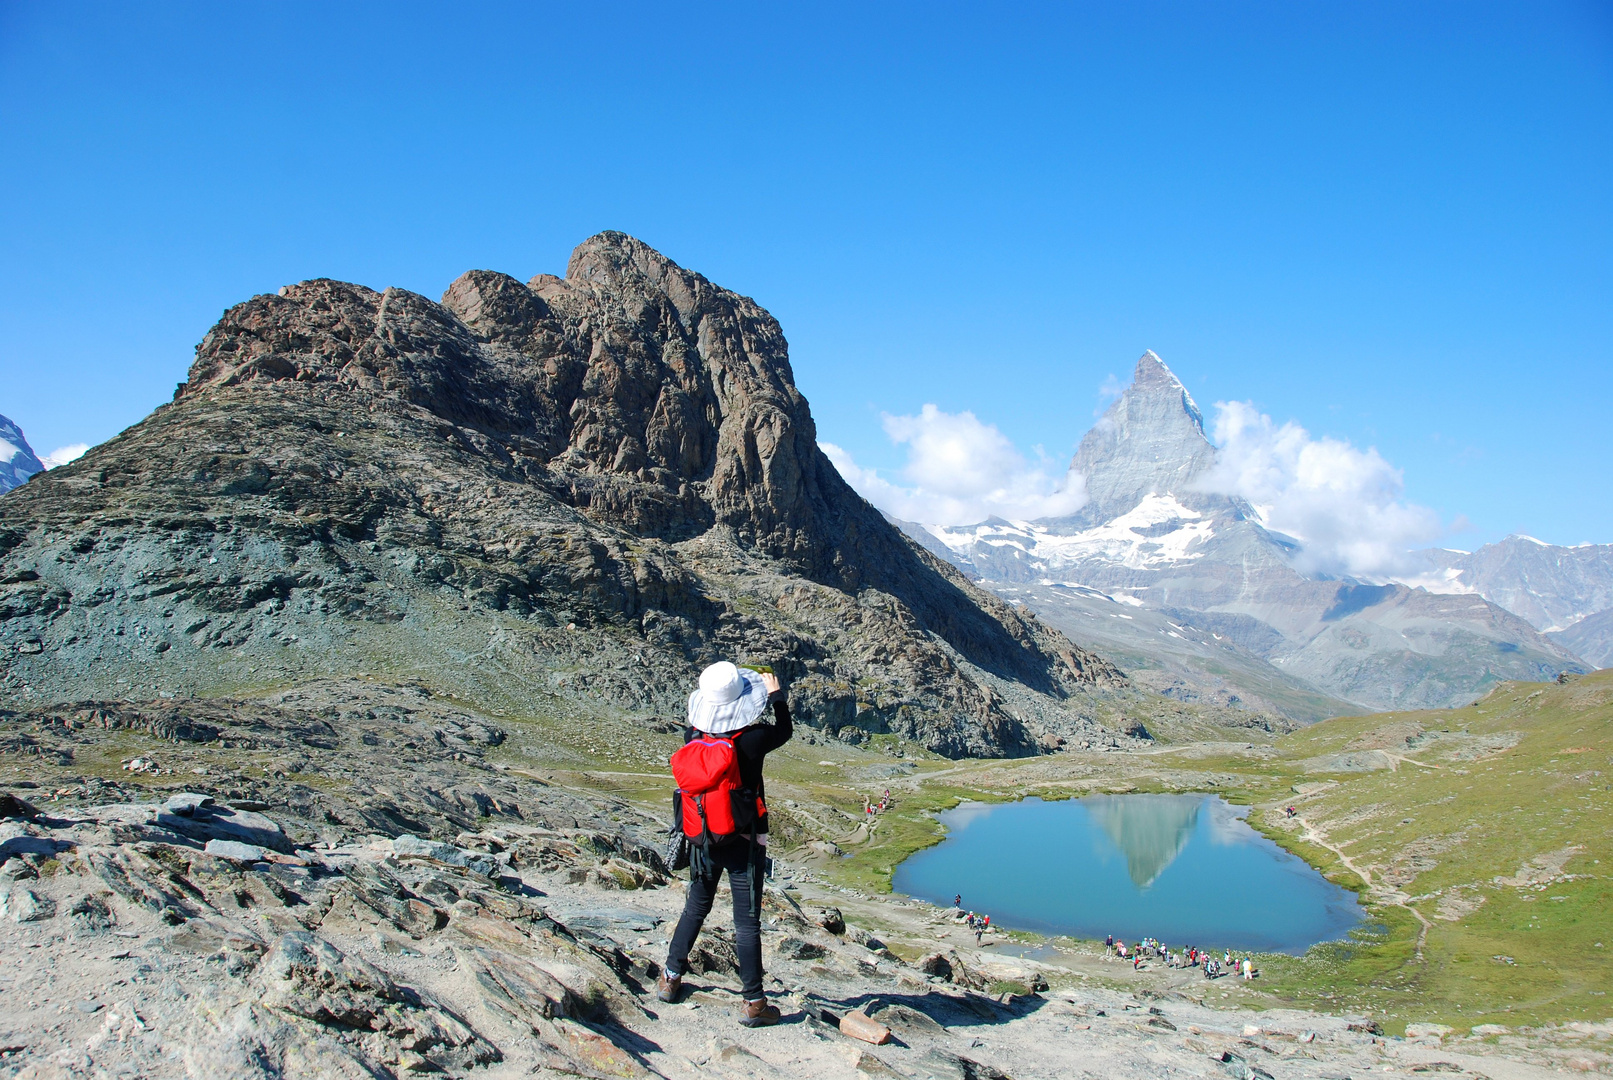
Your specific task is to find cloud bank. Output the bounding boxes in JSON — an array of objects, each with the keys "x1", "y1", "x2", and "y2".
[
  {"x1": 821, "y1": 404, "x2": 1086, "y2": 525},
  {"x1": 1199, "y1": 401, "x2": 1443, "y2": 579},
  {"x1": 43, "y1": 443, "x2": 89, "y2": 469}
]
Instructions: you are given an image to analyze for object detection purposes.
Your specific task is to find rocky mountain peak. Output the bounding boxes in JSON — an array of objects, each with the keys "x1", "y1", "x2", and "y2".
[
  {"x1": 1132, "y1": 350, "x2": 1206, "y2": 432},
  {"x1": 0, "y1": 233, "x2": 1127, "y2": 758},
  {"x1": 1053, "y1": 351, "x2": 1219, "y2": 526}
]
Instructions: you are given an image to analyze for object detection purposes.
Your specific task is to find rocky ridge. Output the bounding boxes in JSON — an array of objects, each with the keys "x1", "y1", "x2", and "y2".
[{"x1": 0, "y1": 232, "x2": 1144, "y2": 758}]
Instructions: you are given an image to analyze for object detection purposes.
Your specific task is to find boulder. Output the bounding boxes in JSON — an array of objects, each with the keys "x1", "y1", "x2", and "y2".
[
  {"x1": 838, "y1": 1009, "x2": 892, "y2": 1045},
  {"x1": 205, "y1": 839, "x2": 268, "y2": 863},
  {"x1": 2, "y1": 886, "x2": 55, "y2": 922},
  {"x1": 156, "y1": 802, "x2": 292, "y2": 853},
  {"x1": 392, "y1": 834, "x2": 502, "y2": 879}
]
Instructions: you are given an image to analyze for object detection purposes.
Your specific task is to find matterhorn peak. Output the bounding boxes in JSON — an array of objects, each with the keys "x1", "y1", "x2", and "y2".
[
  {"x1": 1130, "y1": 351, "x2": 1204, "y2": 431},
  {"x1": 1133, "y1": 349, "x2": 1180, "y2": 387},
  {"x1": 1048, "y1": 351, "x2": 1218, "y2": 526}
]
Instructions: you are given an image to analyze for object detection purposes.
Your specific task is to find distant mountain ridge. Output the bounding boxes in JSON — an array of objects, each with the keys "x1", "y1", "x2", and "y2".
[
  {"x1": 898, "y1": 353, "x2": 1589, "y2": 716},
  {"x1": 1411, "y1": 536, "x2": 1613, "y2": 667},
  {"x1": 0, "y1": 415, "x2": 44, "y2": 493}
]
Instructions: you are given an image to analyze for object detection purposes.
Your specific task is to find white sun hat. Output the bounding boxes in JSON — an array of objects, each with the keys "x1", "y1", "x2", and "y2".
[{"x1": 687, "y1": 661, "x2": 770, "y2": 735}]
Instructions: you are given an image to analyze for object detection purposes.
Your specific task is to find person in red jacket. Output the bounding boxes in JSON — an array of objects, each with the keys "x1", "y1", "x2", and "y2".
[{"x1": 658, "y1": 662, "x2": 792, "y2": 1027}]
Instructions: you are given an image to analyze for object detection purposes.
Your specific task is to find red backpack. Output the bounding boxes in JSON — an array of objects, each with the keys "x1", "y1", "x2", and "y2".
[{"x1": 670, "y1": 734, "x2": 765, "y2": 846}]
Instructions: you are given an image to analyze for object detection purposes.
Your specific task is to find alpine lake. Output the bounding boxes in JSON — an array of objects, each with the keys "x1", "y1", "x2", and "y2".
[{"x1": 892, "y1": 794, "x2": 1364, "y2": 954}]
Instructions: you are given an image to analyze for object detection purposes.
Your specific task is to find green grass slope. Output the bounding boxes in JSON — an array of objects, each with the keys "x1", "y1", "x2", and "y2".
[{"x1": 1251, "y1": 669, "x2": 1612, "y2": 1030}]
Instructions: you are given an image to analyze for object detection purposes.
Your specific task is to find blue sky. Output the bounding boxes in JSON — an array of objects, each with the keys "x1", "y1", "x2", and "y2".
[{"x1": 1, "y1": 2, "x2": 1608, "y2": 549}]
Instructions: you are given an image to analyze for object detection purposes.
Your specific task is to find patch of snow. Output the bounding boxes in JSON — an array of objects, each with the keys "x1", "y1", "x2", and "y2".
[{"x1": 922, "y1": 493, "x2": 1216, "y2": 572}]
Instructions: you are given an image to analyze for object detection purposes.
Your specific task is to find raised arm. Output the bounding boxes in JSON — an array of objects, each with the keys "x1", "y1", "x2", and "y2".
[{"x1": 755, "y1": 672, "x2": 792, "y2": 754}]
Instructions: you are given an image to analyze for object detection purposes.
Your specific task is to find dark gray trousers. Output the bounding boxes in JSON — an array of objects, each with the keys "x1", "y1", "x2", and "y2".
[{"x1": 664, "y1": 841, "x2": 763, "y2": 999}]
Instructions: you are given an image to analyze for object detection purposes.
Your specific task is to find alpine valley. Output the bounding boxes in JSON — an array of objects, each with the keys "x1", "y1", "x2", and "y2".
[
  {"x1": 898, "y1": 353, "x2": 1601, "y2": 720},
  {"x1": 0, "y1": 236, "x2": 1607, "y2": 1080}
]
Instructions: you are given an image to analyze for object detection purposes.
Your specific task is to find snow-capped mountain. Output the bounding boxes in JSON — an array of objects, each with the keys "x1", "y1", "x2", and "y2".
[
  {"x1": 1411, "y1": 536, "x2": 1613, "y2": 667},
  {"x1": 898, "y1": 353, "x2": 1589, "y2": 716},
  {"x1": 0, "y1": 415, "x2": 45, "y2": 494}
]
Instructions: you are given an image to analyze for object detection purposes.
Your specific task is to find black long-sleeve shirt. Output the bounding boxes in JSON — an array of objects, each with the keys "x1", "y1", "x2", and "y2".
[{"x1": 685, "y1": 691, "x2": 792, "y2": 830}]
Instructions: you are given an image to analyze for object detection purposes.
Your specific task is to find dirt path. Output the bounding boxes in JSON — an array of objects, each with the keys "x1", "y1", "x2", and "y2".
[{"x1": 1293, "y1": 813, "x2": 1434, "y2": 960}]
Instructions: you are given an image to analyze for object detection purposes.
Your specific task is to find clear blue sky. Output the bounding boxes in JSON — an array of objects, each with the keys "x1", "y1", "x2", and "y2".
[{"x1": 2, "y1": 2, "x2": 1608, "y2": 547}]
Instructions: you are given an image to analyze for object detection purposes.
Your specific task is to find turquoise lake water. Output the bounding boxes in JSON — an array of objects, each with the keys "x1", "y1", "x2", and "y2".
[{"x1": 891, "y1": 794, "x2": 1364, "y2": 954}]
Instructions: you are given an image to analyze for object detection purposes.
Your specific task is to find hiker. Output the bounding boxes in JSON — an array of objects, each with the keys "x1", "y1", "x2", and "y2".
[
  {"x1": 1106, "y1": 934, "x2": 1114, "y2": 950},
  {"x1": 659, "y1": 662, "x2": 792, "y2": 1027},
  {"x1": 954, "y1": 894, "x2": 962, "y2": 908}
]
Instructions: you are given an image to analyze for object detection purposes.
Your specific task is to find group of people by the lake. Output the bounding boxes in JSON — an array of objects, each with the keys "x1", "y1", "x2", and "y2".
[
  {"x1": 1105, "y1": 935, "x2": 1258, "y2": 980},
  {"x1": 863, "y1": 788, "x2": 894, "y2": 816},
  {"x1": 952, "y1": 895, "x2": 993, "y2": 942}
]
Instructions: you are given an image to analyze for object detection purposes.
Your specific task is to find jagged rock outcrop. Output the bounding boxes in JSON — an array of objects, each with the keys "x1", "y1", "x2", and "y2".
[{"x1": 0, "y1": 232, "x2": 1124, "y2": 757}]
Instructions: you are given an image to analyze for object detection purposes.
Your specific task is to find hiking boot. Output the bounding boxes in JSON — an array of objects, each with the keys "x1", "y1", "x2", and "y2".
[
  {"x1": 739, "y1": 998, "x2": 781, "y2": 1027},
  {"x1": 655, "y1": 974, "x2": 682, "y2": 1003}
]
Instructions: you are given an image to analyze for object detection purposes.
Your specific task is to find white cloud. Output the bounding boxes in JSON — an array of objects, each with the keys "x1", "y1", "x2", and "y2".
[
  {"x1": 42, "y1": 443, "x2": 88, "y2": 469},
  {"x1": 822, "y1": 404, "x2": 1087, "y2": 525},
  {"x1": 1198, "y1": 401, "x2": 1443, "y2": 579}
]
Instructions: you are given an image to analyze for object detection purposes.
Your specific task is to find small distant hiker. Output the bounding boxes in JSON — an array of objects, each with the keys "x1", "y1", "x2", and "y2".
[
  {"x1": 954, "y1": 894, "x2": 962, "y2": 908},
  {"x1": 659, "y1": 662, "x2": 792, "y2": 1027}
]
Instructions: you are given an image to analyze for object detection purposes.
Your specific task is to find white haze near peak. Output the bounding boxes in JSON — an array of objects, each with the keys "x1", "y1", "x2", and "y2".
[
  {"x1": 820, "y1": 404, "x2": 1087, "y2": 525},
  {"x1": 824, "y1": 393, "x2": 1447, "y2": 582},
  {"x1": 42, "y1": 443, "x2": 89, "y2": 469},
  {"x1": 1197, "y1": 400, "x2": 1443, "y2": 579}
]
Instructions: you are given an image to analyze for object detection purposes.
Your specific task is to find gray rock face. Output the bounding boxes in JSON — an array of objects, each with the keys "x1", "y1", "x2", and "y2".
[
  {"x1": 910, "y1": 353, "x2": 1588, "y2": 714},
  {"x1": 0, "y1": 414, "x2": 44, "y2": 494},
  {"x1": 1550, "y1": 606, "x2": 1613, "y2": 669},
  {"x1": 1062, "y1": 351, "x2": 1229, "y2": 528},
  {"x1": 0, "y1": 232, "x2": 1125, "y2": 757},
  {"x1": 1415, "y1": 536, "x2": 1613, "y2": 653}
]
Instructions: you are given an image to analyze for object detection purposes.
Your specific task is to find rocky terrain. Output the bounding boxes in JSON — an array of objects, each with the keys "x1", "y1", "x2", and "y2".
[
  {"x1": 0, "y1": 415, "x2": 44, "y2": 494},
  {"x1": 0, "y1": 232, "x2": 1173, "y2": 760},
  {"x1": 2, "y1": 679, "x2": 1599, "y2": 1080},
  {"x1": 904, "y1": 353, "x2": 1589, "y2": 716}
]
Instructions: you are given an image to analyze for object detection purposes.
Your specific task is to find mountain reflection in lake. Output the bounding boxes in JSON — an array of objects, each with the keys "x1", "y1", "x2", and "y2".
[
  {"x1": 1085, "y1": 793, "x2": 1201, "y2": 887},
  {"x1": 892, "y1": 795, "x2": 1363, "y2": 953}
]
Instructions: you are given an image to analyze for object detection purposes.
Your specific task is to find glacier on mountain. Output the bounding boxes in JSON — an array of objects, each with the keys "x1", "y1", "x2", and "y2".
[{"x1": 922, "y1": 494, "x2": 1216, "y2": 572}]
